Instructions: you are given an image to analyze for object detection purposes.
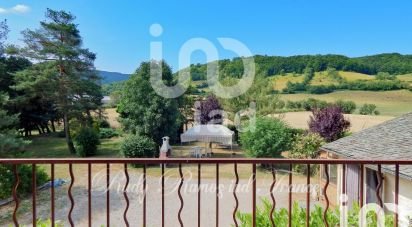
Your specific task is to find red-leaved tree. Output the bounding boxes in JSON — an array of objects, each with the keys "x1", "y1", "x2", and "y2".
[
  {"x1": 197, "y1": 95, "x2": 223, "y2": 124},
  {"x1": 309, "y1": 106, "x2": 350, "y2": 142}
]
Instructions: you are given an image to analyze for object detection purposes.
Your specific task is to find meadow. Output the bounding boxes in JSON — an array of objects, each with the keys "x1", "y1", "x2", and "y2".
[{"x1": 281, "y1": 90, "x2": 412, "y2": 117}]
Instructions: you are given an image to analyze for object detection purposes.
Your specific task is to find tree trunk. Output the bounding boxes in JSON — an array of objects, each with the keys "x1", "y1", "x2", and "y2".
[
  {"x1": 51, "y1": 119, "x2": 56, "y2": 132},
  {"x1": 64, "y1": 113, "x2": 76, "y2": 154},
  {"x1": 36, "y1": 125, "x2": 43, "y2": 134},
  {"x1": 44, "y1": 124, "x2": 51, "y2": 133}
]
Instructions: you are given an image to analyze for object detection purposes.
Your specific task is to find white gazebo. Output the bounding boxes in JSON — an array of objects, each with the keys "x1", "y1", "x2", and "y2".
[{"x1": 180, "y1": 124, "x2": 235, "y2": 156}]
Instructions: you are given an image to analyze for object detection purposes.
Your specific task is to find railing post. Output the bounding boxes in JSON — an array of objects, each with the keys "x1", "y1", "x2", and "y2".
[
  {"x1": 341, "y1": 164, "x2": 347, "y2": 227},
  {"x1": 106, "y1": 163, "x2": 110, "y2": 227},
  {"x1": 51, "y1": 164, "x2": 55, "y2": 227},
  {"x1": 288, "y1": 164, "x2": 292, "y2": 227},
  {"x1": 395, "y1": 164, "x2": 399, "y2": 227},
  {"x1": 252, "y1": 163, "x2": 256, "y2": 227},
  {"x1": 88, "y1": 163, "x2": 92, "y2": 227},
  {"x1": 216, "y1": 163, "x2": 219, "y2": 227},
  {"x1": 32, "y1": 164, "x2": 37, "y2": 227},
  {"x1": 306, "y1": 164, "x2": 310, "y2": 227}
]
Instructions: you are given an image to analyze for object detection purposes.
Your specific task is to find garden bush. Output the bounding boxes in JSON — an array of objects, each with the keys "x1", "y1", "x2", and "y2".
[
  {"x1": 237, "y1": 199, "x2": 394, "y2": 227},
  {"x1": 240, "y1": 117, "x2": 292, "y2": 158},
  {"x1": 309, "y1": 106, "x2": 350, "y2": 142},
  {"x1": 121, "y1": 134, "x2": 156, "y2": 159},
  {"x1": 335, "y1": 100, "x2": 357, "y2": 114},
  {"x1": 98, "y1": 119, "x2": 111, "y2": 128},
  {"x1": 307, "y1": 85, "x2": 335, "y2": 94},
  {"x1": 359, "y1": 103, "x2": 379, "y2": 115},
  {"x1": 0, "y1": 164, "x2": 48, "y2": 199},
  {"x1": 289, "y1": 133, "x2": 325, "y2": 175},
  {"x1": 74, "y1": 127, "x2": 100, "y2": 157},
  {"x1": 99, "y1": 128, "x2": 119, "y2": 139}
]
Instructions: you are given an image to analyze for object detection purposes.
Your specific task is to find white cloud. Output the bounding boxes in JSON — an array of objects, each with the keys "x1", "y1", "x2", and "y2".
[
  {"x1": 0, "y1": 4, "x2": 30, "y2": 14},
  {"x1": 11, "y1": 4, "x2": 30, "y2": 13}
]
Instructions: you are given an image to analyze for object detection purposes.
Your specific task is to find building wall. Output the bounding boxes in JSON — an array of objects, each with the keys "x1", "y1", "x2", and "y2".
[{"x1": 383, "y1": 173, "x2": 412, "y2": 224}]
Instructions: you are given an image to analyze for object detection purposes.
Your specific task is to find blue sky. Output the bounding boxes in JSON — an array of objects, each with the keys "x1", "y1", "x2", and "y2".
[{"x1": 1, "y1": 0, "x2": 412, "y2": 74}]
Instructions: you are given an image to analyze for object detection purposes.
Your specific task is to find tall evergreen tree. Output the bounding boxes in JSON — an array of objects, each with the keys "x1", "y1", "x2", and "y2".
[
  {"x1": 118, "y1": 61, "x2": 182, "y2": 147},
  {"x1": 18, "y1": 9, "x2": 100, "y2": 153}
]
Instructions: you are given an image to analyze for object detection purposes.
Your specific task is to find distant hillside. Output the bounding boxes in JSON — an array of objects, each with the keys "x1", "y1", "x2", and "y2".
[
  {"x1": 98, "y1": 70, "x2": 130, "y2": 84},
  {"x1": 181, "y1": 53, "x2": 412, "y2": 81}
]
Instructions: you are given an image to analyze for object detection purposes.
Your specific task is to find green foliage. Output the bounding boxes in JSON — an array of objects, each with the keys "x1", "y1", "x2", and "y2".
[
  {"x1": 335, "y1": 100, "x2": 357, "y2": 114},
  {"x1": 240, "y1": 117, "x2": 292, "y2": 158},
  {"x1": 289, "y1": 133, "x2": 325, "y2": 175},
  {"x1": 118, "y1": 61, "x2": 182, "y2": 145},
  {"x1": 74, "y1": 127, "x2": 100, "y2": 157},
  {"x1": 0, "y1": 93, "x2": 30, "y2": 153},
  {"x1": 307, "y1": 85, "x2": 336, "y2": 94},
  {"x1": 284, "y1": 98, "x2": 357, "y2": 114},
  {"x1": 121, "y1": 134, "x2": 156, "y2": 159},
  {"x1": 18, "y1": 8, "x2": 102, "y2": 154},
  {"x1": 290, "y1": 133, "x2": 325, "y2": 159},
  {"x1": 359, "y1": 104, "x2": 379, "y2": 115},
  {"x1": 183, "y1": 54, "x2": 412, "y2": 79},
  {"x1": 102, "y1": 81, "x2": 126, "y2": 96},
  {"x1": 97, "y1": 119, "x2": 111, "y2": 128},
  {"x1": 376, "y1": 72, "x2": 397, "y2": 80},
  {"x1": 339, "y1": 79, "x2": 407, "y2": 91},
  {"x1": 99, "y1": 128, "x2": 119, "y2": 139},
  {"x1": 221, "y1": 76, "x2": 280, "y2": 115},
  {"x1": 0, "y1": 164, "x2": 48, "y2": 200},
  {"x1": 237, "y1": 200, "x2": 394, "y2": 227},
  {"x1": 14, "y1": 219, "x2": 63, "y2": 227}
]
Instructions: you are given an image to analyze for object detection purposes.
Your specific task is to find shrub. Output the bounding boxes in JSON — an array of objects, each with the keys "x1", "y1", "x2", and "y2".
[
  {"x1": 237, "y1": 199, "x2": 394, "y2": 227},
  {"x1": 301, "y1": 98, "x2": 329, "y2": 111},
  {"x1": 376, "y1": 72, "x2": 396, "y2": 80},
  {"x1": 121, "y1": 134, "x2": 156, "y2": 159},
  {"x1": 99, "y1": 128, "x2": 119, "y2": 139},
  {"x1": 0, "y1": 164, "x2": 48, "y2": 199},
  {"x1": 289, "y1": 133, "x2": 325, "y2": 175},
  {"x1": 359, "y1": 103, "x2": 378, "y2": 115},
  {"x1": 74, "y1": 127, "x2": 100, "y2": 157},
  {"x1": 240, "y1": 117, "x2": 292, "y2": 158},
  {"x1": 98, "y1": 119, "x2": 111, "y2": 128},
  {"x1": 307, "y1": 85, "x2": 335, "y2": 94},
  {"x1": 335, "y1": 100, "x2": 356, "y2": 114},
  {"x1": 309, "y1": 106, "x2": 350, "y2": 142}
]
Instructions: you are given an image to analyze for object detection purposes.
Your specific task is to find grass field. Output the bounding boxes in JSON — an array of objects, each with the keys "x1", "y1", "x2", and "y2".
[
  {"x1": 272, "y1": 73, "x2": 304, "y2": 90},
  {"x1": 271, "y1": 111, "x2": 393, "y2": 132},
  {"x1": 280, "y1": 90, "x2": 412, "y2": 116},
  {"x1": 272, "y1": 70, "x2": 411, "y2": 91}
]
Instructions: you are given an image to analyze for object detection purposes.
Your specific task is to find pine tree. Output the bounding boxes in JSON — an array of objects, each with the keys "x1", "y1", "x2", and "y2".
[{"x1": 19, "y1": 9, "x2": 100, "y2": 153}]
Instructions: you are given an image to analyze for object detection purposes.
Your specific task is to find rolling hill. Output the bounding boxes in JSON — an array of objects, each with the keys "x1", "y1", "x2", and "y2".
[{"x1": 98, "y1": 70, "x2": 130, "y2": 84}]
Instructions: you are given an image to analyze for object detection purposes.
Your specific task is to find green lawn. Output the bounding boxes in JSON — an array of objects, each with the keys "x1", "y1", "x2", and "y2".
[
  {"x1": 10, "y1": 135, "x2": 122, "y2": 159},
  {"x1": 281, "y1": 90, "x2": 412, "y2": 116}
]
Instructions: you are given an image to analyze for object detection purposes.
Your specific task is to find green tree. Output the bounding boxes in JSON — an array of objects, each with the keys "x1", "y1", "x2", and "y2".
[
  {"x1": 240, "y1": 117, "x2": 292, "y2": 158},
  {"x1": 118, "y1": 61, "x2": 182, "y2": 147},
  {"x1": 221, "y1": 76, "x2": 280, "y2": 115},
  {"x1": 18, "y1": 9, "x2": 100, "y2": 153},
  {"x1": 0, "y1": 93, "x2": 29, "y2": 153}
]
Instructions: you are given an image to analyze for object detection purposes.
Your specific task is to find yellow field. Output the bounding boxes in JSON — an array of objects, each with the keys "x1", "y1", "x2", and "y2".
[
  {"x1": 271, "y1": 111, "x2": 393, "y2": 132},
  {"x1": 398, "y1": 73, "x2": 412, "y2": 86},
  {"x1": 339, "y1": 71, "x2": 374, "y2": 81},
  {"x1": 272, "y1": 73, "x2": 304, "y2": 90},
  {"x1": 281, "y1": 90, "x2": 412, "y2": 116},
  {"x1": 310, "y1": 71, "x2": 339, "y2": 86}
]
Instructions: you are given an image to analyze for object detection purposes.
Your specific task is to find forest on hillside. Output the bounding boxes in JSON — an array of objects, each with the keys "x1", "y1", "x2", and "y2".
[{"x1": 186, "y1": 53, "x2": 412, "y2": 80}]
